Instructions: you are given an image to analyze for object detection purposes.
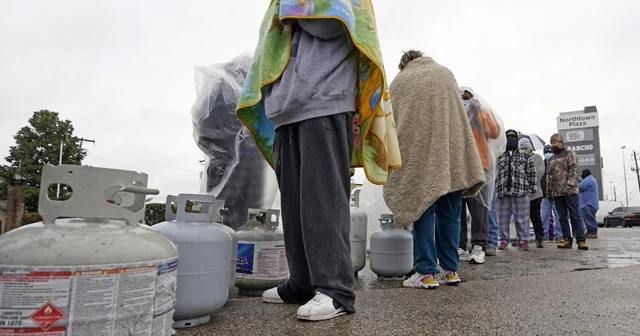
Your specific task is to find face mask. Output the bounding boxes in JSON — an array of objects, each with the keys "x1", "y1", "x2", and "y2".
[
  {"x1": 462, "y1": 100, "x2": 471, "y2": 111},
  {"x1": 522, "y1": 148, "x2": 532, "y2": 154},
  {"x1": 544, "y1": 153, "x2": 553, "y2": 160},
  {"x1": 506, "y1": 138, "x2": 518, "y2": 150},
  {"x1": 552, "y1": 146, "x2": 564, "y2": 154}
]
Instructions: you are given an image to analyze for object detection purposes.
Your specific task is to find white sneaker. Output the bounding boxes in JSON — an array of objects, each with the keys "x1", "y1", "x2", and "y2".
[
  {"x1": 458, "y1": 248, "x2": 470, "y2": 261},
  {"x1": 403, "y1": 272, "x2": 439, "y2": 289},
  {"x1": 262, "y1": 287, "x2": 284, "y2": 304},
  {"x1": 297, "y1": 292, "x2": 346, "y2": 321},
  {"x1": 469, "y1": 246, "x2": 485, "y2": 264}
]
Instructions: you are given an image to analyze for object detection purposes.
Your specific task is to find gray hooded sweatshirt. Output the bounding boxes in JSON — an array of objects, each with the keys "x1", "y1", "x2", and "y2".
[{"x1": 264, "y1": 19, "x2": 359, "y2": 129}]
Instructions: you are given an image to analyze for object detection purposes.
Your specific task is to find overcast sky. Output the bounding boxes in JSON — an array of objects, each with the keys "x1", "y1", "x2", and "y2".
[{"x1": 1, "y1": 0, "x2": 639, "y2": 205}]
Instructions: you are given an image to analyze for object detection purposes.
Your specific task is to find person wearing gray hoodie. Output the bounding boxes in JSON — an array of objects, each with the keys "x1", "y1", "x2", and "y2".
[
  {"x1": 518, "y1": 138, "x2": 546, "y2": 248},
  {"x1": 260, "y1": 19, "x2": 359, "y2": 321}
]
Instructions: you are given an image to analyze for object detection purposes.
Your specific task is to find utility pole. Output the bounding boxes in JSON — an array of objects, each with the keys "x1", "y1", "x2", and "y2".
[
  {"x1": 609, "y1": 181, "x2": 613, "y2": 201},
  {"x1": 56, "y1": 137, "x2": 96, "y2": 199},
  {"x1": 622, "y1": 146, "x2": 629, "y2": 206},
  {"x1": 614, "y1": 186, "x2": 617, "y2": 202},
  {"x1": 634, "y1": 151, "x2": 640, "y2": 196}
]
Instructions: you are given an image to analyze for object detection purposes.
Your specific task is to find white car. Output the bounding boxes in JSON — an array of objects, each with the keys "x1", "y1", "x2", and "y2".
[{"x1": 597, "y1": 201, "x2": 624, "y2": 226}]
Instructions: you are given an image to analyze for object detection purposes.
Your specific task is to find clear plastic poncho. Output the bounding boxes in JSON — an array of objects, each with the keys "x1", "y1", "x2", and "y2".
[
  {"x1": 459, "y1": 86, "x2": 506, "y2": 210},
  {"x1": 192, "y1": 52, "x2": 278, "y2": 229}
]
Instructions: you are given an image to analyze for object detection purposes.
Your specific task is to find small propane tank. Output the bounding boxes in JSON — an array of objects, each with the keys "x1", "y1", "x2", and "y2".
[
  {"x1": 0, "y1": 164, "x2": 178, "y2": 336},
  {"x1": 370, "y1": 214, "x2": 414, "y2": 280},
  {"x1": 161, "y1": 195, "x2": 238, "y2": 292},
  {"x1": 350, "y1": 189, "x2": 368, "y2": 276},
  {"x1": 235, "y1": 209, "x2": 288, "y2": 294},
  {"x1": 153, "y1": 194, "x2": 233, "y2": 329}
]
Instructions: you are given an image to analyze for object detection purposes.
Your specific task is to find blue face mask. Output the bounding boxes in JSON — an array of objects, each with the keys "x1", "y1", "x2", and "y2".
[
  {"x1": 544, "y1": 153, "x2": 553, "y2": 160},
  {"x1": 462, "y1": 100, "x2": 471, "y2": 110}
]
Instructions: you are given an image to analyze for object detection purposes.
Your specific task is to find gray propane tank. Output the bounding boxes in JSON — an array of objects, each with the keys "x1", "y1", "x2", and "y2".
[
  {"x1": 153, "y1": 194, "x2": 233, "y2": 329},
  {"x1": 369, "y1": 214, "x2": 414, "y2": 280},
  {"x1": 162, "y1": 194, "x2": 238, "y2": 292},
  {"x1": 350, "y1": 189, "x2": 368, "y2": 276},
  {"x1": 0, "y1": 164, "x2": 178, "y2": 336},
  {"x1": 235, "y1": 209, "x2": 288, "y2": 294}
]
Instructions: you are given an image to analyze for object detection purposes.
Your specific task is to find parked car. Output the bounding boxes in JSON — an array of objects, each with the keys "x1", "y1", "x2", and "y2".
[
  {"x1": 603, "y1": 206, "x2": 640, "y2": 228},
  {"x1": 597, "y1": 201, "x2": 625, "y2": 227}
]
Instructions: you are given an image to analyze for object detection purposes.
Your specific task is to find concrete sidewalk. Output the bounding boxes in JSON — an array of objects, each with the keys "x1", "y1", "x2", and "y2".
[{"x1": 178, "y1": 228, "x2": 640, "y2": 336}]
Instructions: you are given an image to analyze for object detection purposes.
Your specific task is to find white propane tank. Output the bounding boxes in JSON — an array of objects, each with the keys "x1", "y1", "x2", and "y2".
[
  {"x1": 153, "y1": 194, "x2": 233, "y2": 329},
  {"x1": 0, "y1": 164, "x2": 179, "y2": 336},
  {"x1": 235, "y1": 209, "x2": 288, "y2": 294},
  {"x1": 162, "y1": 195, "x2": 238, "y2": 292},
  {"x1": 350, "y1": 189, "x2": 368, "y2": 276},
  {"x1": 370, "y1": 214, "x2": 414, "y2": 280}
]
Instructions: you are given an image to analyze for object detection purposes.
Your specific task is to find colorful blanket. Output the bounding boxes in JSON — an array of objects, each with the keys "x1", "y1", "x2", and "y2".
[{"x1": 235, "y1": 0, "x2": 401, "y2": 185}]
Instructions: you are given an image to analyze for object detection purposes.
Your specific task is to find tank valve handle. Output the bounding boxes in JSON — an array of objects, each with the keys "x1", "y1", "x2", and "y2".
[
  {"x1": 248, "y1": 209, "x2": 281, "y2": 231},
  {"x1": 379, "y1": 214, "x2": 395, "y2": 229}
]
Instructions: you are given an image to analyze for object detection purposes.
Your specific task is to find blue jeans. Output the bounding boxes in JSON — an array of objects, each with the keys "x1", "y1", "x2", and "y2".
[
  {"x1": 488, "y1": 188, "x2": 499, "y2": 248},
  {"x1": 581, "y1": 205, "x2": 598, "y2": 234},
  {"x1": 554, "y1": 194, "x2": 586, "y2": 243},
  {"x1": 413, "y1": 191, "x2": 462, "y2": 275},
  {"x1": 541, "y1": 198, "x2": 560, "y2": 238}
]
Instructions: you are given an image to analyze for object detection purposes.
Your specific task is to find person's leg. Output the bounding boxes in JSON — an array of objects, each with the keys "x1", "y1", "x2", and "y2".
[
  {"x1": 459, "y1": 199, "x2": 468, "y2": 250},
  {"x1": 552, "y1": 204, "x2": 562, "y2": 238},
  {"x1": 497, "y1": 196, "x2": 512, "y2": 247},
  {"x1": 566, "y1": 194, "x2": 585, "y2": 243},
  {"x1": 274, "y1": 123, "x2": 315, "y2": 304},
  {"x1": 435, "y1": 191, "x2": 463, "y2": 273},
  {"x1": 530, "y1": 198, "x2": 544, "y2": 243},
  {"x1": 585, "y1": 205, "x2": 599, "y2": 235},
  {"x1": 413, "y1": 203, "x2": 438, "y2": 275},
  {"x1": 487, "y1": 190, "x2": 499, "y2": 249},
  {"x1": 554, "y1": 197, "x2": 572, "y2": 244},
  {"x1": 297, "y1": 114, "x2": 355, "y2": 312},
  {"x1": 468, "y1": 197, "x2": 489, "y2": 249},
  {"x1": 541, "y1": 198, "x2": 551, "y2": 239},
  {"x1": 513, "y1": 196, "x2": 531, "y2": 246}
]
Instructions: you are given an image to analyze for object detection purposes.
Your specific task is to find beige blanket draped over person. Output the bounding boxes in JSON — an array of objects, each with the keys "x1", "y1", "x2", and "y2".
[{"x1": 383, "y1": 50, "x2": 485, "y2": 289}]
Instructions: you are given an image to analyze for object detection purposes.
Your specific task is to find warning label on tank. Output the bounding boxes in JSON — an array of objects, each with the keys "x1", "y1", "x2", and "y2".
[
  {"x1": 0, "y1": 257, "x2": 178, "y2": 336},
  {"x1": 236, "y1": 241, "x2": 288, "y2": 280}
]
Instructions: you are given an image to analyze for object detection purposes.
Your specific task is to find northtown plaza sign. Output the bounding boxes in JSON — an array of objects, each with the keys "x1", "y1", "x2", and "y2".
[
  {"x1": 557, "y1": 106, "x2": 604, "y2": 200},
  {"x1": 557, "y1": 113, "x2": 599, "y2": 130}
]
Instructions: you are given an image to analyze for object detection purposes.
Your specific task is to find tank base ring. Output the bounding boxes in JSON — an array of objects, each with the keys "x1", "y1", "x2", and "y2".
[{"x1": 173, "y1": 315, "x2": 211, "y2": 329}]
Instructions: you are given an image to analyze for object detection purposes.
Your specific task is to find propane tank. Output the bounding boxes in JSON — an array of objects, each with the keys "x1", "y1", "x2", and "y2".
[
  {"x1": 162, "y1": 195, "x2": 238, "y2": 292},
  {"x1": 370, "y1": 214, "x2": 414, "y2": 280},
  {"x1": 350, "y1": 189, "x2": 368, "y2": 276},
  {"x1": 0, "y1": 164, "x2": 178, "y2": 336},
  {"x1": 235, "y1": 209, "x2": 288, "y2": 294},
  {"x1": 153, "y1": 194, "x2": 233, "y2": 329}
]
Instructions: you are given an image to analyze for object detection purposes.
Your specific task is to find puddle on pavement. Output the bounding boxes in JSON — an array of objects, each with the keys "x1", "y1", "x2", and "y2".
[{"x1": 606, "y1": 252, "x2": 640, "y2": 268}]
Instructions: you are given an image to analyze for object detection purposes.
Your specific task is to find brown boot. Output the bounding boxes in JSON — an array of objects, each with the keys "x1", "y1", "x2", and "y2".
[{"x1": 557, "y1": 238, "x2": 572, "y2": 249}]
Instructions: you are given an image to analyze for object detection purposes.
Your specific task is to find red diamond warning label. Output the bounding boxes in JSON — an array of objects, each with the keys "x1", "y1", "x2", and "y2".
[{"x1": 29, "y1": 303, "x2": 64, "y2": 331}]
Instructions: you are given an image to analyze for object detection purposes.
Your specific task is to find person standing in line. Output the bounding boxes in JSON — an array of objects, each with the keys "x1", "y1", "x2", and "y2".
[
  {"x1": 540, "y1": 145, "x2": 562, "y2": 242},
  {"x1": 238, "y1": 1, "x2": 401, "y2": 321},
  {"x1": 457, "y1": 87, "x2": 503, "y2": 264},
  {"x1": 547, "y1": 134, "x2": 588, "y2": 250},
  {"x1": 496, "y1": 130, "x2": 537, "y2": 251},
  {"x1": 384, "y1": 50, "x2": 485, "y2": 289},
  {"x1": 486, "y1": 185, "x2": 500, "y2": 256},
  {"x1": 518, "y1": 138, "x2": 546, "y2": 248},
  {"x1": 579, "y1": 169, "x2": 600, "y2": 238}
]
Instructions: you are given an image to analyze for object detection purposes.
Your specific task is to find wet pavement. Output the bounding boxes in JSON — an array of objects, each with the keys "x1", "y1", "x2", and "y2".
[{"x1": 177, "y1": 227, "x2": 640, "y2": 336}]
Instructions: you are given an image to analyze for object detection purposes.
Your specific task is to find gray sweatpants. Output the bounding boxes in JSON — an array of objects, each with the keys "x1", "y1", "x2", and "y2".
[{"x1": 274, "y1": 113, "x2": 356, "y2": 313}]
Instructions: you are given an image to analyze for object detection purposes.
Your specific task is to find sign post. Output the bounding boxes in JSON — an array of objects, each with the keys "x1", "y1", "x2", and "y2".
[{"x1": 557, "y1": 106, "x2": 604, "y2": 200}]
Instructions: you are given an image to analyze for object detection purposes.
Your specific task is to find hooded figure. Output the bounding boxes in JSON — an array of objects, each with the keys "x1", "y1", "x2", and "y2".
[
  {"x1": 240, "y1": 0, "x2": 401, "y2": 321},
  {"x1": 457, "y1": 86, "x2": 505, "y2": 264},
  {"x1": 518, "y1": 137, "x2": 546, "y2": 247},
  {"x1": 384, "y1": 51, "x2": 485, "y2": 289}
]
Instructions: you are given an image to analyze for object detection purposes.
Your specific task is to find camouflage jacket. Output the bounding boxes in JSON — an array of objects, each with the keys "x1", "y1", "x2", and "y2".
[{"x1": 546, "y1": 149, "x2": 581, "y2": 198}]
